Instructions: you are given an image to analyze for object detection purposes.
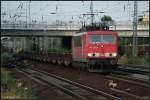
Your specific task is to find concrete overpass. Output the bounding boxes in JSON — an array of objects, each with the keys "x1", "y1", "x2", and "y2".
[
  {"x1": 1, "y1": 24, "x2": 149, "y2": 53},
  {"x1": 1, "y1": 29, "x2": 77, "y2": 37},
  {"x1": 1, "y1": 24, "x2": 149, "y2": 37}
]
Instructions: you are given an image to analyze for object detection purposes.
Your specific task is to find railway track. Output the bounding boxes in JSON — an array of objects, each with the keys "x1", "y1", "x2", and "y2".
[
  {"x1": 9, "y1": 60, "x2": 149, "y2": 100},
  {"x1": 13, "y1": 63, "x2": 121, "y2": 100},
  {"x1": 106, "y1": 74, "x2": 148, "y2": 88},
  {"x1": 110, "y1": 69, "x2": 148, "y2": 83},
  {"x1": 117, "y1": 64, "x2": 149, "y2": 75},
  {"x1": 18, "y1": 54, "x2": 149, "y2": 76},
  {"x1": 109, "y1": 65, "x2": 149, "y2": 87},
  {"x1": 33, "y1": 68, "x2": 149, "y2": 100}
]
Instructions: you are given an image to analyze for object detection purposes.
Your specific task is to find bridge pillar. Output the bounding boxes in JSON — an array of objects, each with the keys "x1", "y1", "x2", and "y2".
[
  {"x1": 44, "y1": 37, "x2": 49, "y2": 53},
  {"x1": 32, "y1": 37, "x2": 36, "y2": 52},
  {"x1": 35, "y1": 37, "x2": 38, "y2": 52},
  {"x1": 20, "y1": 37, "x2": 23, "y2": 51},
  {"x1": 50, "y1": 37, "x2": 53, "y2": 50},
  {"x1": 37, "y1": 37, "x2": 40, "y2": 53},
  {"x1": 24, "y1": 37, "x2": 26, "y2": 51},
  {"x1": 11, "y1": 37, "x2": 15, "y2": 52},
  {"x1": 13, "y1": 37, "x2": 16, "y2": 53},
  {"x1": 12, "y1": 37, "x2": 20, "y2": 53},
  {"x1": 34, "y1": 37, "x2": 40, "y2": 53},
  {"x1": 38, "y1": 37, "x2": 42, "y2": 52},
  {"x1": 39, "y1": 36, "x2": 44, "y2": 52},
  {"x1": 21, "y1": 37, "x2": 26, "y2": 52},
  {"x1": 24, "y1": 37, "x2": 30, "y2": 52},
  {"x1": 41, "y1": 36, "x2": 44, "y2": 52}
]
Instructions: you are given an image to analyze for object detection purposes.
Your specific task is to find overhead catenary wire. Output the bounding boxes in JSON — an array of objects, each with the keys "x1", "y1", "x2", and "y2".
[
  {"x1": 132, "y1": 1, "x2": 138, "y2": 57},
  {"x1": 1, "y1": 1, "x2": 149, "y2": 25}
]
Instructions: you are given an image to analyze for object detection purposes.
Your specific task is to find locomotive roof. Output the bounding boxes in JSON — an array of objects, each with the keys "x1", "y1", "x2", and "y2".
[
  {"x1": 74, "y1": 23, "x2": 118, "y2": 36},
  {"x1": 78, "y1": 22, "x2": 110, "y2": 32},
  {"x1": 74, "y1": 31, "x2": 118, "y2": 36}
]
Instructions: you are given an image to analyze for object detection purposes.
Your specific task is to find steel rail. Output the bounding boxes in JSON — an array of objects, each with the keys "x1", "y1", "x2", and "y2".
[
  {"x1": 32, "y1": 68, "x2": 121, "y2": 100},
  {"x1": 13, "y1": 62, "x2": 121, "y2": 100},
  {"x1": 16, "y1": 67, "x2": 89, "y2": 100},
  {"x1": 118, "y1": 64, "x2": 149, "y2": 75},
  {"x1": 107, "y1": 74, "x2": 149, "y2": 87},
  {"x1": 33, "y1": 67, "x2": 149, "y2": 100},
  {"x1": 11, "y1": 61, "x2": 149, "y2": 100}
]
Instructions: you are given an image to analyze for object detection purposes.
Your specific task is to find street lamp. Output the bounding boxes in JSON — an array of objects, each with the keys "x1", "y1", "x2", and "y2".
[
  {"x1": 143, "y1": 10, "x2": 149, "y2": 12},
  {"x1": 50, "y1": 12, "x2": 57, "y2": 25},
  {"x1": 50, "y1": 12, "x2": 56, "y2": 14}
]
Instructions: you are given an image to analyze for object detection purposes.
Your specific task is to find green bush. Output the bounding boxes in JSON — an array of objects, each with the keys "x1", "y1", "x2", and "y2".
[
  {"x1": 118, "y1": 55, "x2": 149, "y2": 66},
  {"x1": 125, "y1": 56, "x2": 149, "y2": 65},
  {"x1": 48, "y1": 48, "x2": 70, "y2": 53},
  {"x1": 1, "y1": 52, "x2": 13, "y2": 66},
  {"x1": 1, "y1": 68, "x2": 37, "y2": 99}
]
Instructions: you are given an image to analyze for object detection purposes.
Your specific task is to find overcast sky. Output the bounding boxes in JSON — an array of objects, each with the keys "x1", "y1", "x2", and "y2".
[{"x1": 1, "y1": 1, "x2": 149, "y2": 24}]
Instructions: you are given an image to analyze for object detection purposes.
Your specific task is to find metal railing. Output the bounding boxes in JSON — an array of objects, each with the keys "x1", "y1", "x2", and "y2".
[
  {"x1": 1, "y1": 24, "x2": 81, "y2": 30},
  {"x1": 1, "y1": 23, "x2": 149, "y2": 30}
]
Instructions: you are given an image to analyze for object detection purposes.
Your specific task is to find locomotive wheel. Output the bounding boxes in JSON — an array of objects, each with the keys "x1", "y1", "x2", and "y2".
[
  {"x1": 52, "y1": 59, "x2": 56, "y2": 64},
  {"x1": 39, "y1": 58, "x2": 42, "y2": 62},
  {"x1": 43, "y1": 59, "x2": 46, "y2": 62},
  {"x1": 57, "y1": 59, "x2": 63, "y2": 65},
  {"x1": 44, "y1": 58, "x2": 47, "y2": 62},
  {"x1": 47, "y1": 59, "x2": 51, "y2": 63},
  {"x1": 43, "y1": 58, "x2": 45, "y2": 62},
  {"x1": 39, "y1": 59, "x2": 41, "y2": 61},
  {"x1": 64, "y1": 60, "x2": 71, "y2": 66}
]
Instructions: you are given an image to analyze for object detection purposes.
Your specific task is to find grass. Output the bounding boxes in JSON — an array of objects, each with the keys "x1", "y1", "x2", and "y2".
[
  {"x1": 1, "y1": 52, "x2": 13, "y2": 66},
  {"x1": 48, "y1": 48, "x2": 71, "y2": 53},
  {"x1": 1, "y1": 52, "x2": 37, "y2": 99},
  {"x1": 118, "y1": 55, "x2": 149, "y2": 66},
  {"x1": 1, "y1": 67, "x2": 37, "y2": 99}
]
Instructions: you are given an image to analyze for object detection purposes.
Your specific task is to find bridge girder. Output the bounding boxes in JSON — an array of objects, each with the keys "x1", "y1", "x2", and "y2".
[{"x1": 1, "y1": 29, "x2": 149, "y2": 37}]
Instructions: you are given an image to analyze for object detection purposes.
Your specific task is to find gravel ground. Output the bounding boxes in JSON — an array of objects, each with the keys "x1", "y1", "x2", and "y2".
[
  {"x1": 10, "y1": 68, "x2": 77, "y2": 100},
  {"x1": 25, "y1": 60, "x2": 149, "y2": 100}
]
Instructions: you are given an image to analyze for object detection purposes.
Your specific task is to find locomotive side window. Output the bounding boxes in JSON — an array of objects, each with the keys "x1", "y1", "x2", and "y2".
[{"x1": 74, "y1": 36, "x2": 82, "y2": 47}]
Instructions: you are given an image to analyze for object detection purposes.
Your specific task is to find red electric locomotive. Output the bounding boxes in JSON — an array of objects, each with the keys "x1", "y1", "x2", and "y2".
[
  {"x1": 72, "y1": 25, "x2": 118, "y2": 72},
  {"x1": 18, "y1": 23, "x2": 118, "y2": 72}
]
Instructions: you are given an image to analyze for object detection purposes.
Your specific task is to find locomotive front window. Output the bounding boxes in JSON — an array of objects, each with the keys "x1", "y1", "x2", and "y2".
[
  {"x1": 89, "y1": 35, "x2": 101, "y2": 43},
  {"x1": 102, "y1": 35, "x2": 116, "y2": 43},
  {"x1": 88, "y1": 35, "x2": 116, "y2": 44}
]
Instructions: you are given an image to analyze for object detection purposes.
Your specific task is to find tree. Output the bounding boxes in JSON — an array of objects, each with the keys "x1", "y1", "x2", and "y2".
[{"x1": 101, "y1": 15, "x2": 112, "y2": 22}]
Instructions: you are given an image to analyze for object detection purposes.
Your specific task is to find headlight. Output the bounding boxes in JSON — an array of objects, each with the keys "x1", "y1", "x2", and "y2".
[
  {"x1": 105, "y1": 53, "x2": 117, "y2": 57},
  {"x1": 88, "y1": 53, "x2": 100, "y2": 57},
  {"x1": 88, "y1": 53, "x2": 92, "y2": 57},
  {"x1": 105, "y1": 53, "x2": 110, "y2": 57},
  {"x1": 112, "y1": 53, "x2": 117, "y2": 57}
]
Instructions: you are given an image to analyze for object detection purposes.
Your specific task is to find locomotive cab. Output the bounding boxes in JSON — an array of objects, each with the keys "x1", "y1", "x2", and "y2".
[
  {"x1": 72, "y1": 24, "x2": 118, "y2": 72},
  {"x1": 87, "y1": 31, "x2": 118, "y2": 67}
]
